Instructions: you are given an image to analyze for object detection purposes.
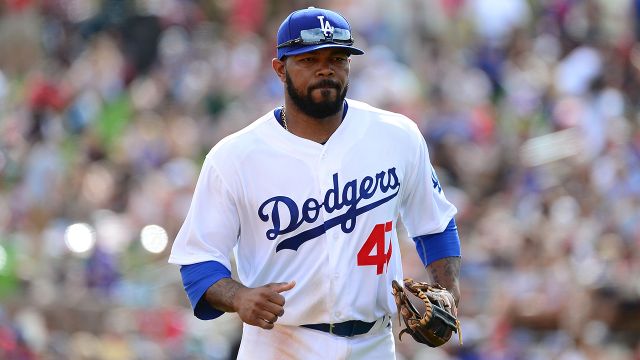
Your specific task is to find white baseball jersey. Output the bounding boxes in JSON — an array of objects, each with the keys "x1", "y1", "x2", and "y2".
[{"x1": 169, "y1": 99, "x2": 457, "y2": 326}]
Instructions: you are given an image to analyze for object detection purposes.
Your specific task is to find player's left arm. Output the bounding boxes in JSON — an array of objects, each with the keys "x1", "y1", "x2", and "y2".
[
  {"x1": 412, "y1": 215, "x2": 461, "y2": 306},
  {"x1": 426, "y1": 256, "x2": 461, "y2": 306},
  {"x1": 399, "y1": 121, "x2": 461, "y2": 304}
]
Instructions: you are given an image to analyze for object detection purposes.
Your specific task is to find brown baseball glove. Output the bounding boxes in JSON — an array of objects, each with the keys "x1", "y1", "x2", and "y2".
[{"x1": 392, "y1": 278, "x2": 462, "y2": 347}]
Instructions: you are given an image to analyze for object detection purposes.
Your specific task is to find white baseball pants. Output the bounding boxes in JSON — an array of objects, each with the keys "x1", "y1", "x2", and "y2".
[{"x1": 236, "y1": 322, "x2": 396, "y2": 360}]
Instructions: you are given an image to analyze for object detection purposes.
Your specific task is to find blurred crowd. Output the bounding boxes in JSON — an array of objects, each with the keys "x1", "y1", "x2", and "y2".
[{"x1": 1, "y1": 0, "x2": 640, "y2": 359}]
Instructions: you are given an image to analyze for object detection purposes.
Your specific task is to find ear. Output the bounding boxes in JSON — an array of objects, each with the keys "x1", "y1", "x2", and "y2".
[{"x1": 272, "y1": 58, "x2": 287, "y2": 83}]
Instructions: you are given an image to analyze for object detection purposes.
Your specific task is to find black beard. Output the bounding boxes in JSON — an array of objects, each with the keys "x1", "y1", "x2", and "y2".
[{"x1": 285, "y1": 70, "x2": 348, "y2": 119}]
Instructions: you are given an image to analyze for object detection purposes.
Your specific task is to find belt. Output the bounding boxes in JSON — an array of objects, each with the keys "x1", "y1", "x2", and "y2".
[{"x1": 301, "y1": 320, "x2": 376, "y2": 337}]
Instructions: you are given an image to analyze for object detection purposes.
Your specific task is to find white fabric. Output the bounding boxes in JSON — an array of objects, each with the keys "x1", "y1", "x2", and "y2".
[
  {"x1": 169, "y1": 99, "x2": 457, "y2": 326},
  {"x1": 237, "y1": 323, "x2": 395, "y2": 360},
  {"x1": 554, "y1": 46, "x2": 603, "y2": 96},
  {"x1": 468, "y1": 0, "x2": 531, "y2": 45}
]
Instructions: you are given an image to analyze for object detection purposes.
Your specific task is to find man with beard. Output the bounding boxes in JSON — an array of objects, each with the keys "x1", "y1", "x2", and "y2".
[{"x1": 169, "y1": 7, "x2": 462, "y2": 359}]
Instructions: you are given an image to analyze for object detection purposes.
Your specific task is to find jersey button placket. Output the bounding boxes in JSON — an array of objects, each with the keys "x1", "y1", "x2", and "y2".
[{"x1": 318, "y1": 146, "x2": 340, "y2": 320}]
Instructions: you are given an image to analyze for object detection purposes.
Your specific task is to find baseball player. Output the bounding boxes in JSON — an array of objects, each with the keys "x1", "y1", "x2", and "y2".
[{"x1": 169, "y1": 7, "x2": 461, "y2": 359}]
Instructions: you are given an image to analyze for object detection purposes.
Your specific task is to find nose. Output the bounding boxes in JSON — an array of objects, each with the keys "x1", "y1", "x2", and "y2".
[{"x1": 316, "y1": 58, "x2": 335, "y2": 77}]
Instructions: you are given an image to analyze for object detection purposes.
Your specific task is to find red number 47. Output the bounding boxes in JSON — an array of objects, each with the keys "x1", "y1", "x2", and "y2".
[{"x1": 357, "y1": 221, "x2": 393, "y2": 275}]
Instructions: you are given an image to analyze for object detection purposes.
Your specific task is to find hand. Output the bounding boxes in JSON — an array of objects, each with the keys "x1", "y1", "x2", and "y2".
[{"x1": 233, "y1": 281, "x2": 296, "y2": 330}]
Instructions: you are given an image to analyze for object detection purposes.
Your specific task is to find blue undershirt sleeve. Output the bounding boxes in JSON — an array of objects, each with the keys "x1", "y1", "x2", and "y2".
[
  {"x1": 179, "y1": 261, "x2": 232, "y2": 320},
  {"x1": 412, "y1": 217, "x2": 461, "y2": 267}
]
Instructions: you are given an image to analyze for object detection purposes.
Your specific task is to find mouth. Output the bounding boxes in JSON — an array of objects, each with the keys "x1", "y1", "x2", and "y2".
[
  {"x1": 311, "y1": 86, "x2": 340, "y2": 98},
  {"x1": 310, "y1": 81, "x2": 340, "y2": 92},
  {"x1": 313, "y1": 86, "x2": 338, "y2": 91}
]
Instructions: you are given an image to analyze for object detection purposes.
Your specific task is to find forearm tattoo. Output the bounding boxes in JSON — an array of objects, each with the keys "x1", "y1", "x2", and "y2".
[
  {"x1": 443, "y1": 257, "x2": 460, "y2": 278},
  {"x1": 205, "y1": 277, "x2": 243, "y2": 313},
  {"x1": 427, "y1": 257, "x2": 460, "y2": 288},
  {"x1": 430, "y1": 267, "x2": 440, "y2": 285}
]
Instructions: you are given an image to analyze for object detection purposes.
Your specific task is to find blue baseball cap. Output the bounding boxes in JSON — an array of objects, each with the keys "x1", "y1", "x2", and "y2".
[{"x1": 277, "y1": 7, "x2": 365, "y2": 60}]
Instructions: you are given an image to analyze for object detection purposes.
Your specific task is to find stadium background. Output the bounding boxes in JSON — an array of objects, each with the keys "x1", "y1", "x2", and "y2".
[{"x1": 1, "y1": 0, "x2": 640, "y2": 358}]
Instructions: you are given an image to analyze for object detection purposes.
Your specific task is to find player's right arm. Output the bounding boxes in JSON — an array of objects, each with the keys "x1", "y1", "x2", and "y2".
[
  {"x1": 203, "y1": 278, "x2": 295, "y2": 329},
  {"x1": 170, "y1": 154, "x2": 296, "y2": 329}
]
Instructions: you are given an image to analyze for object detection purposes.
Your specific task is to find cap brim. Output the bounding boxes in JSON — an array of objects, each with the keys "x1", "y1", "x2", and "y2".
[{"x1": 280, "y1": 43, "x2": 365, "y2": 59}]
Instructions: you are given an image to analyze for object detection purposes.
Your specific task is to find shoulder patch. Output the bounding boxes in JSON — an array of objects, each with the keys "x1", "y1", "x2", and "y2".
[{"x1": 431, "y1": 166, "x2": 442, "y2": 194}]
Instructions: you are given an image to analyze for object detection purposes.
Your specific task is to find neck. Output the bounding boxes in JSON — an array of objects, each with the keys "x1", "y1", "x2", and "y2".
[{"x1": 283, "y1": 98, "x2": 344, "y2": 144}]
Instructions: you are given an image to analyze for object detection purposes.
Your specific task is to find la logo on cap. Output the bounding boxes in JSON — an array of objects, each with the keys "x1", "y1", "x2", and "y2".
[{"x1": 317, "y1": 16, "x2": 334, "y2": 38}]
